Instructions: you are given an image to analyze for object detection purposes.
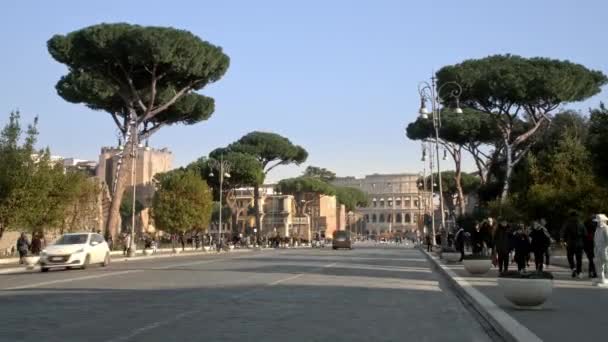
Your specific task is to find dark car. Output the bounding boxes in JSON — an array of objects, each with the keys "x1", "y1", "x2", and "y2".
[{"x1": 332, "y1": 231, "x2": 352, "y2": 250}]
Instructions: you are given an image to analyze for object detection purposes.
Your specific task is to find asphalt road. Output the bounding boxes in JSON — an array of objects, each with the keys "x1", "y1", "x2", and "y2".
[{"x1": 0, "y1": 244, "x2": 491, "y2": 342}]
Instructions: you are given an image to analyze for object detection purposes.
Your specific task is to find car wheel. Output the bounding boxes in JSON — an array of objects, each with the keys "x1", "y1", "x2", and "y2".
[
  {"x1": 41, "y1": 267, "x2": 49, "y2": 273},
  {"x1": 102, "y1": 253, "x2": 110, "y2": 267},
  {"x1": 82, "y1": 254, "x2": 90, "y2": 270}
]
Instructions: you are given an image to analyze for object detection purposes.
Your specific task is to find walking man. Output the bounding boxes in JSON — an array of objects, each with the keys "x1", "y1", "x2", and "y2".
[
  {"x1": 561, "y1": 211, "x2": 587, "y2": 279},
  {"x1": 454, "y1": 226, "x2": 466, "y2": 261},
  {"x1": 16, "y1": 232, "x2": 30, "y2": 265},
  {"x1": 530, "y1": 221, "x2": 551, "y2": 272},
  {"x1": 593, "y1": 214, "x2": 608, "y2": 286},
  {"x1": 493, "y1": 220, "x2": 512, "y2": 274},
  {"x1": 584, "y1": 216, "x2": 598, "y2": 278},
  {"x1": 425, "y1": 234, "x2": 432, "y2": 252}
]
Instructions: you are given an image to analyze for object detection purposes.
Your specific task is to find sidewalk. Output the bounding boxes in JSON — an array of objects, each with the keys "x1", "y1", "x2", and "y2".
[
  {"x1": 423, "y1": 248, "x2": 607, "y2": 342},
  {"x1": 0, "y1": 247, "x2": 255, "y2": 275}
]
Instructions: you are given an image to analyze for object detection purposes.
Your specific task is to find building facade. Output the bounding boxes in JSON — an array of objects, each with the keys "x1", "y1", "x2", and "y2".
[
  {"x1": 333, "y1": 173, "x2": 433, "y2": 237},
  {"x1": 97, "y1": 145, "x2": 173, "y2": 234},
  {"x1": 226, "y1": 186, "x2": 345, "y2": 241}
]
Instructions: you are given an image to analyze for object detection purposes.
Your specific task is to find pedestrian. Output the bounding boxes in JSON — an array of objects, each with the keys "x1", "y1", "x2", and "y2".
[
  {"x1": 152, "y1": 236, "x2": 158, "y2": 254},
  {"x1": 530, "y1": 221, "x2": 551, "y2": 272},
  {"x1": 561, "y1": 211, "x2": 587, "y2": 279},
  {"x1": 30, "y1": 232, "x2": 43, "y2": 256},
  {"x1": 454, "y1": 226, "x2": 466, "y2": 261},
  {"x1": 493, "y1": 220, "x2": 512, "y2": 274},
  {"x1": 584, "y1": 216, "x2": 598, "y2": 278},
  {"x1": 124, "y1": 233, "x2": 132, "y2": 256},
  {"x1": 593, "y1": 214, "x2": 608, "y2": 285},
  {"x1": 194, "y1": 232, "x2": 201, "y2": 250},
  {"x1": 179, "y1": 231, "x2": 186, "y2": 251},
  {"x1": 513, "y1": 228, "x2": 530, "y2": 272},
  {"x1": 471, "y1": 222, "x2": 484, "y2": 255},
  {"x1": 16, "y1": 232, "x2": 30, "y2": 264},
  {"x1": 479, "y1": 218, "x2": 494, "y2": 255},
  {"x1": 539, "y1": 218, "x2": 551, "y2": 267},
  {"x1": 425, "y1": 234, "x2": 432, "y2": 252}
]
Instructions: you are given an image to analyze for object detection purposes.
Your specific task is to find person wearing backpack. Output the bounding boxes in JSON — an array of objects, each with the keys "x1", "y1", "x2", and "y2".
[
  {"x1": 561, "y1": 211, "x2": 588, "y2": 279},
  {"x1": 530, "y1": 221, "x2": 551, "y2": 272},
  {"x1": 584, "y1": 216, "x2": 598, "y2": 278}
]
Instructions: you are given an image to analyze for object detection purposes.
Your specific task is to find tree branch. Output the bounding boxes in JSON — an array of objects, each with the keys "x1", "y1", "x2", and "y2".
[
  {"x1": 139, "y1": 123, "x2": 166, "y2": 141},
  {"x1": 118, "y1": 63, "x2": 147, "y2": 113},
  {"x1": 512, "y1": 144, "x2": 532, "y2": 166},
  {"x1": 110, "y1": 112, "x2": 126, "y2": 133},
  {"x1": 143, "y1": 79, "x2": 203, "y2": 122},
  {"x1": 265, "y1": 160, "x2": 287, "y2": 174},
  {"x1": 144, "y1": 64, "x2": 158, "y2": 122},
  {"x1": 512, "y1": 116, "x2": 549, "y2": 148}
]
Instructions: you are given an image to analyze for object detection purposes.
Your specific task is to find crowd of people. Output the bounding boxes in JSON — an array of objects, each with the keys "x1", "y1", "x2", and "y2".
[{"x1": 426, "y1": 211, "x2": 608, "y2": 281}]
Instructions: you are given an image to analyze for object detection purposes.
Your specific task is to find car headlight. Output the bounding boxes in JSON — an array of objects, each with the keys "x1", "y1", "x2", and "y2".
[{"x1": 74, "y1": 248, "x2": 85, "y2": 254}]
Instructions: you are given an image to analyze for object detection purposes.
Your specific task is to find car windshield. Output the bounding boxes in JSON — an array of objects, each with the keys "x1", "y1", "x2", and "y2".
[
  {"x1": 335, "y1": 231, "x2": 349, "y2": 239},
  {"x1": 54, "y1": 234, "x2": 88, "y2": 245}
]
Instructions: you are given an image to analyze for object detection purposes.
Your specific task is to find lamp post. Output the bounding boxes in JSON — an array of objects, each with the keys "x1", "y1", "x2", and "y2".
[
  {"x1": 209, "y1": 155, "x2": 231, "y2": 250},
  {"x1": 127, "y1": 118, "x2": 138, "y2": 258},
  {"x1": 417, "y1": 76, "x2": 462, "y2": 247}
]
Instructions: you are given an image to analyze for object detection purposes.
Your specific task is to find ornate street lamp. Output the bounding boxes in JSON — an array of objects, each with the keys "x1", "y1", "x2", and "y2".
[
  {"x1": 209, "y1": 155, "x2": 231, "y2": 250},
  {"x1": 417, "y1": 76, "x2": 462, "y2": 247}
]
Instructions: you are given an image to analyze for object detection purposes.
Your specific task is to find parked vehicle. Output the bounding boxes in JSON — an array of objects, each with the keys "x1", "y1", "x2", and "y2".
[
  {"x1": 39, "y1": 233, "x2": 110, "y2": 272},
  {"x1": 332, "y1": 231, "x2": 352, "y2": 250}
]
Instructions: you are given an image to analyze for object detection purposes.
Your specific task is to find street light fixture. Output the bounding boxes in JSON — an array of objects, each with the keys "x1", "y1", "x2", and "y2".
[
  {"x1": 417, "y1": 76, "x2": 462, "y2": 248},
  {"x1": 208, "y1": 155, "x2": 231, "y2": 250}
]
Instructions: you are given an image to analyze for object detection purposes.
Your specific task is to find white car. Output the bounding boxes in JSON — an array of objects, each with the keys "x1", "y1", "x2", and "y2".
[{"x1": 40, "y1": 233, "x2": 110, "y2": 272}]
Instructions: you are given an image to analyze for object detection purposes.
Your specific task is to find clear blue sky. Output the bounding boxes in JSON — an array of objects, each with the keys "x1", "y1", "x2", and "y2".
[{"x1": 1, "y1": 0, "x2": 607, "y2": 182}]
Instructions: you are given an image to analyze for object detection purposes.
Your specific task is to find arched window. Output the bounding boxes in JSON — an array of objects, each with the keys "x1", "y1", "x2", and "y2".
[
  {"x1": 387, "y1": 214, "x2": 392, "y2": 223},
  {"x1": 396, "y1": 213, "x2": 402, "y2": 223},
  {"x1": 405, "y1": 213, "x2": 411, "y2": 223},
  {"x1": 365, "y1": 214, "x2": 369, "y2": 223},
  {"x1": 396, "y1": 198, "x2": 402, "y2": 207},
  {"x1": 379, "y1": 199, "x2": 385, "y2": 207},
  {"x1": 388, "y1": 198, "x2": 393, "y2": 207},
  {"x1": 379, "y1": 214, "x2": 385, "y2": 223},
  {"x1": 372, "y1": 214, "x2": 377, "y2": 223}
]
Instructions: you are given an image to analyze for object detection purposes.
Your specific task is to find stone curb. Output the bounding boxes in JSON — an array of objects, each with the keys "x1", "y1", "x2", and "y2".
[
  {"x1": 0, "y1": 249, "x2": 254, "y2": 275},
  {"x1": 420, "y1": 248, "x2": 542, "y2": 342}
]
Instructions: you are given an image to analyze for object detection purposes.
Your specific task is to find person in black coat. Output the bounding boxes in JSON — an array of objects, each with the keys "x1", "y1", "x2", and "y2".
[
  {"x1": 16, "y1": 232, "x2": 30, "y2": 264},
  {"x1": 530, "y1": 221, "x2": 551, "y2": 272},
  {"x1": 492, "y1": 220, "x2": 512, "y2": 274},
  {"x1": 584, "y1": 216, "x2": 598, "y2": 278},
  {"x1": 454, "y1": 227, "x2": 466, "y2": 261},
  {"x1": 513, "y1": 227, "x2": 531, "y2": 272},
  {"x1": 561, "y1": 211, "x2": 588, "y2": 278}
]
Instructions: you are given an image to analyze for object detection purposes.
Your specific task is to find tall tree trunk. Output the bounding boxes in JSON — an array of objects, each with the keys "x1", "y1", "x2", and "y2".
[
  {"x1": 501, "y1": 144, "x2": 513, "y2": 202},
  {"x1": 453, "y1": 147, "x2": 466, "y2": 216},
  {"x1": 105, "y1": 119, "x2": 137, "y2": 241},
  {"x1": 253, "y1": 185, "x2": 261, "y2": 234}
]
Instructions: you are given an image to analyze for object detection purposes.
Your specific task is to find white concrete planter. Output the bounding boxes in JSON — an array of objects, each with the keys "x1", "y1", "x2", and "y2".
[
  {"x1": 228, "y1": 245, "x2": 234, "y2": 251},
  {"x1": 594, "y1": 279, "x2": 608, "y2": 288},
  {"x1": 24, "y1": 256, "x2": 40, "y2": 267},
  {"x1": 143, "y1": 248, "x2": 153, "y2": 256},
  {"x1": 463, "y1": 259, "x2": 492, "y2": 275},
  {"x1": 498, "y1": 278, "x2": 553, "y2": 309},
  {"x1": 172, "y1": 248, "x2": 182, "y2": 254},
  {"x1": 203, "y1": 246, "x2": 211, "y2": 252},
  {"x1": 441, "y1": 252, "x2": 461, "y2": 263}
]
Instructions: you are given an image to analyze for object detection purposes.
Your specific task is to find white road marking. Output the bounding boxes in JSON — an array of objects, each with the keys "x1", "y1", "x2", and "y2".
[
  {"x1": 104, "y1": 309, "x2": 199, "y2": 342},
  {"x1": 0, "y1": 252, "x2": 264, "y2": 291},
  {"x1": 2, "y1": 270, "x2": 141, "y2": 291}
]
